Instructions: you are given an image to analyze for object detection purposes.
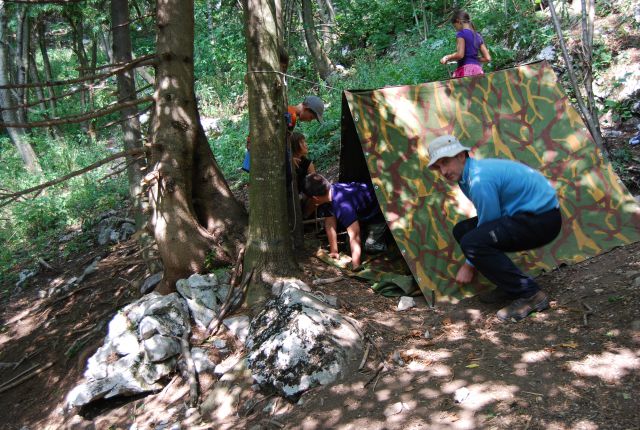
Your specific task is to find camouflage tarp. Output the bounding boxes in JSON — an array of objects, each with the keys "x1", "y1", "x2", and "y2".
[{"x1": 340, "y1": 61, "x2": 640, "y2": 302}]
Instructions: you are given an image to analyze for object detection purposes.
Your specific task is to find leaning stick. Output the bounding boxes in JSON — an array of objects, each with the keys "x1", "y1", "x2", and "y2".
[
  {"x1": 364, "y1": 362, "x2": 385, "y2": 388},
  {"x1": 205, "y1": 268, "x2": 255, "y2": 338},
  {"x1": 0, "y1": 148, "x2": 144, "y2": 206},
  {"x1": 359, "y1": 344, "x2": 371, "y2": 371},
  {"x1": 312, "y1": 276, "x2": 343, "y2": 286},
  {"x1": 180, "y1": 332, "x2": 199, "y2": 407},
  {"x1": 0, "y1": 362, "x2": 54, "y2": 393}
]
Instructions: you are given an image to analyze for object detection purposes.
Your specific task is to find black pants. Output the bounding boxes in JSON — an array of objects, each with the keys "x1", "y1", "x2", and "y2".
[{"x1": 453, "y1": 208, "x2": 562, "y2": 298}]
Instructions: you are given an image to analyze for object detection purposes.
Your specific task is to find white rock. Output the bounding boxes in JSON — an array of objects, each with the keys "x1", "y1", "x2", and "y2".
[
  {"x1": 383, "y1": 401, "x2": 408, "y2": 416},
  {"x1": 223, "y1": 315, "x2": 251, "y2": 344},
  {"x1": 214, "y1": 354, "x2": 243, "y2": 376},
  {"x1": 140, "y1": 272, "x2": 163, "y2": 294},
  {"x1": 397, "y1": 296, "x2": 415, "y2": 311},
  {"x1": 16, "y1": 269, "x2": 37, "y2": 288},
  {"x1": 112, "y1": 331, "x2": 140, "y2": 356},
  {"x1": 454, "y1": 386, "x2": 470, "y2": 404},
  {"x1": 213, "y1": 339, "x2": 227, "y2": 349},
  {"x1": 138, "y1": 357, "x2": 176, "y2": 385},
  {"x1": 191, "y1": 348, "x2": 216, "y2": 374},
  {"x1": 537, "y1": 46, "x2": 555, "y2": 61},
  {"x1": 138, "y1": 316, "x2": 162, "y2": 340},
  {"x1": 246, "y1": 285, "x2": 363, "y2": 399},
  {"x1": 143, "y1": 334, "x2": 181, "y2": 362}
]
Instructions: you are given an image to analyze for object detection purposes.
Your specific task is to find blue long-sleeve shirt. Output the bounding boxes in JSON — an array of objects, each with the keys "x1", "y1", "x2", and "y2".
[{"x1": 458, "y1": 158, "x2": 559, "y2": 226}]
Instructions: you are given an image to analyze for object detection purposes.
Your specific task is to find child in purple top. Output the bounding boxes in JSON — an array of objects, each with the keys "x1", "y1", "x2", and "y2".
[
  {"x1": 439, "y1": 10, "x2": 491, "y2": 78},
  {"x1": 304, "y1": 173, "x2": 387, "y2": 269}
]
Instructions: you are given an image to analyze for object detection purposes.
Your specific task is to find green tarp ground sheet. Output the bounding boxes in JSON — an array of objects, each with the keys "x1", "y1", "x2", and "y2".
[
  {"x1": 315, "y1": 248, "x2": 419, "y2": 297},
  {"x1": 339, "y1": 61, "x2": 640, "y2": 302}
]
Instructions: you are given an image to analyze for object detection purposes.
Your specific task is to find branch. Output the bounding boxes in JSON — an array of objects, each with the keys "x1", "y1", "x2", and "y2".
[
  {"x1": 96, "y1": 103, "x2": 152, "y2": 131},
  {"x1": 0, "y1": 148, "x2": 145, "y2": 207},
  {"x1": 0, "y1": 54, "x2": 156, "y2": 90},
  {"x1": 0, "y1": 96, "x2": 153, "y2": 128},
  {"x1": 0, "y1": 83, "x2": 108, "y2": 112}
]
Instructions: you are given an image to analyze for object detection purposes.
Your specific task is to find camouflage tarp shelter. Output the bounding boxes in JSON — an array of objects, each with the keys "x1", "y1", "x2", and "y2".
[{"x1": 339, "y1": 61, "x2": 640, "y2": 302}]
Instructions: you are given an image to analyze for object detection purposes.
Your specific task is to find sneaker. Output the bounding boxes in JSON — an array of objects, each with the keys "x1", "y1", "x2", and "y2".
[
  {"x1": 496, "y1": 291, "x2": 549, "y2": 321},
  {"x1": 478, "y1": 288, "x2": 513, "y2": 304}
]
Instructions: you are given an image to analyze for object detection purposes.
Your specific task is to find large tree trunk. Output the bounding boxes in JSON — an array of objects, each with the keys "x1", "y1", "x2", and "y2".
[
  {"x1": 301, "y1": 0, "x2": 332, "y2": 81},
  {"x1": 0, "y1": 0, "x2": 41, "y2": 173},
  {"x1": 149, "y1": 0, "x2": 247, "y2": 293},
  {"x1": 243, "y1": 0, "x2": 297, "y2": 307}
]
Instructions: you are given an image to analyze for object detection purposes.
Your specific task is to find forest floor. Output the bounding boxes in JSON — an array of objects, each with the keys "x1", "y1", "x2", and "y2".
[{"x1": 0, "y1": 230, "x2": 639, "y2": 430}]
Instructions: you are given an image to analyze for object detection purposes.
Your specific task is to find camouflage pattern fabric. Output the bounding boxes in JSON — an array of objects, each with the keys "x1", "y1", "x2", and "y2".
[{"x1": 344, "y1": 61, "x2": 640, "y2": 302}]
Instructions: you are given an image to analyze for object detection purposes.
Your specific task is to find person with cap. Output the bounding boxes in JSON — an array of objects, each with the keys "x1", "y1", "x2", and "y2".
[
  {"x1": 427, "y1": 135, "x2": 562, "y2": 321},
  {"x1": 242, "y1": 95, "x2": 324, "y2": 173},
  {"x1": 304, "y1": 173, "x2": 388, "y2": 269}
]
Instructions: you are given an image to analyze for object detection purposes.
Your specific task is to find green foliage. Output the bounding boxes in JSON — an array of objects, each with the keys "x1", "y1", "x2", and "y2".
[
  {"x1": 610, "y1": 147, "x2": 640, "y2": 193},
  {"x1": 592, "y1": 42, "x2": 613, "y2": 77},
  {"x1": 603, "y1": 99, "x2": 635, "y2": 123},
  {"x1": 0, "y1": 135, "x2": 128, "y2": 286}
]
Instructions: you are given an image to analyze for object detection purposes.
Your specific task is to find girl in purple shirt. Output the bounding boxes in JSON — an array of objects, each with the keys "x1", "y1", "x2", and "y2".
[{"x1": 439, "y1": 10, "x2": 491, "y2": 78}]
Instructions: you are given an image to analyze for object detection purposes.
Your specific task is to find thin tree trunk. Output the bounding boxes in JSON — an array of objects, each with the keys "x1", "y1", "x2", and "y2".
[
  {"x1": 580, "y1": 0, "x2": 597, "y2": 128},
  {"x1": 301, "y1": 0, "x2": 332, "y2": 80},
  {"x1": 149, "y1": 0, "x2": 246, "y2": 293},
  {"x1": 0, "y1": 0, "x2": 41, "y2": 173},
  {"x1": 37, "y1": 19, "x2": 57, "y2": 117},
  {"x1": 112, "y1": 0, "x2": 145, "y2": 228},
  {"x1": 548, "y1": 0, "x2": 606, "y2": 160},
  {"x1": 315, "y1": 0, "x2": 336, "y2": 48},
  {"x1": 67, "y1": 13, "x2": 92, "y2": 136},
  {"x1": 243, "y1": 0, "x2": 297, "y2": 307},
  {"x1": 27, "y1": 51, "x2": 46, "y2": 114},
  {"x1": 100, "y1": 24, "x2": 113, "y2": 63},
  {"x1": 87, "y1": 35, "x2": 98, "y2": 139},
  {"x1": 15, "y1": 6, "x2": 28, "y2": 124}
]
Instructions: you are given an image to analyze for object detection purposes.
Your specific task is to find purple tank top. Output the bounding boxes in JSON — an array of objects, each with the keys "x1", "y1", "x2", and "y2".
[{"x1": 456, "y1": 28, "x2": 484, "y2": 67}]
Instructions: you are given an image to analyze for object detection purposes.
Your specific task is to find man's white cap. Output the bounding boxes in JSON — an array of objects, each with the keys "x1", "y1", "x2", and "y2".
[{"x1": 427, "y1": 135, "x2": 471, "y2": 169}]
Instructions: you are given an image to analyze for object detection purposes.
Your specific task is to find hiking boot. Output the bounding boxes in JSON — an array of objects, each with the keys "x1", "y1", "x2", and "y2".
[
  {"x1": 496, "y1": 291, "x2": 549, "y2": 321},
  {"x1": 478, "y1": 288, "x2": 513, "y2": 304}
]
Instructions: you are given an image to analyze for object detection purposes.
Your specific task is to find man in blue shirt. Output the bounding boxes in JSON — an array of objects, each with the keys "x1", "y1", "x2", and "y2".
[
  {"x1": 305, "y1": 173, "x2": 387, "y2": 269},
  {"x1": 428, "y1": 135, "x2": 562, "y2": 321}
]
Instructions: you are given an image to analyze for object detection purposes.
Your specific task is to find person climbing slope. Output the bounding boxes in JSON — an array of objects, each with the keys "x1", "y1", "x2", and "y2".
[{"x1": 439, "y1": 10, "x2": 491, "y2": 78}]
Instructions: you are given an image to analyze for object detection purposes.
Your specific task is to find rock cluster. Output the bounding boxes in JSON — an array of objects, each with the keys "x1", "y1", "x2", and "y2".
[
  {"x1": 246, "y1": 280, "x2": 364, "y2": 399},
  {"x1": 66, "y1": 292, "x2": 191, "y2": 408}
]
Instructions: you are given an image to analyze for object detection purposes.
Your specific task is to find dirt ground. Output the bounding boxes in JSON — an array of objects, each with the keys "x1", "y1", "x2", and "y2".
[{"x1": 1, "y1": 231, "x2": 639, "y2": 430}]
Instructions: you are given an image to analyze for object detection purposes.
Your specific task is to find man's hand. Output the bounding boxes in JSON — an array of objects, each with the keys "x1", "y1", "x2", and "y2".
[
  {"x1": 455, "y1": 263, "x2": 476, "y2": 284},
  {"x1": 328, "y1": 252, "x2": 339, "y2": 260}
]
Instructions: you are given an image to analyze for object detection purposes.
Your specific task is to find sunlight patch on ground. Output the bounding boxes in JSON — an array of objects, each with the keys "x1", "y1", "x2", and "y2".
[
  {"x1": 475, "y1": 328, "x2": 502, "y2": 345},
  {"x1": 520, "y1": 348, "x2": 553, "y2": 363},
  {"x1": 442, "y1": 321, "x2": 468, "y2": 341},
  {"x1": 510, "y1": 331, "x2": 530, "y2": 342},
  {"x1": 567, "y1": 348, "x2": 640, "y2": 383}
]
